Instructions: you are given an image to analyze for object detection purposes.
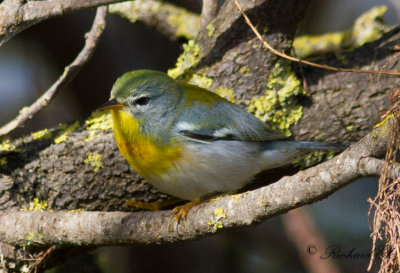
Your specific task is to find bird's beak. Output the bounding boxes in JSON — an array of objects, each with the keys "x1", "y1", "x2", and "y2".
[{"x1": 97, "y1": 98, "x2": 125, "y2": 111}]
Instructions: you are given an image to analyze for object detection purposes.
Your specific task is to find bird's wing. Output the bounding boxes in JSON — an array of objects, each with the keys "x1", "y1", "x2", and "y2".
[{"x1": 174, "y1": 87, "x2": 285, "y2": 143}]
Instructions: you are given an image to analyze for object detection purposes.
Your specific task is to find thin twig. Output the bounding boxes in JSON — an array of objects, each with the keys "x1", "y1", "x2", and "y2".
[
  {"x1": 27, "y1": 245, "x2": 56, "y2": 273},
  {"x1": 0, "y1": 0, "x2": 121, "y2": 45},
  {"x1": 234, "y1": 0, "x2": 400, "y2": 77},
  {"x1": 0, "y1": 6, "x2": 107, "y2": 137}
]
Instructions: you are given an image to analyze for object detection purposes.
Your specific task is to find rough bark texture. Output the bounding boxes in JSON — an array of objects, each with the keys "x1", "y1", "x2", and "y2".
[
  {"x1": 198, "y1": 0, "x2": 312, "y2": 105},
  {"x1": 0, "y1": 0, "x2": 399, "y2": 271},
  {"x1": 292, "y1": 28, "x2": 400, "y2": 142}
]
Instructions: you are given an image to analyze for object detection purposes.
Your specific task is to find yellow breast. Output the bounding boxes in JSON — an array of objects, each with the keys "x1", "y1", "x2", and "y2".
[{"x1": 110, "y1": 109, "x2": 182, "y2": 178}]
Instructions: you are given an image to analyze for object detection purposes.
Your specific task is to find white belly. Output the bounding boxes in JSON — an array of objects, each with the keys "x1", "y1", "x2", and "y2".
[{"x1": 146, "y1": 140, "x2": 300, "y2": 200}]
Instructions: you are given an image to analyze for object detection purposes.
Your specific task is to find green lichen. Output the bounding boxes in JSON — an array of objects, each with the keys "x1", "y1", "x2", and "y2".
[
  {"x1": 167, "y1": 9, "x2": 200, "y2": 39},
  {"x1": 67, "y1": 209, "x2": 83, "y2": 213},
  {"x1": 346, "y1": 124, "x2": 354, "y2": 132},
  {"x1": 293, "y1": 32, "x2": 349, "y2": 58},
  {"x1": 109, "y1": 0, "x2": 199, "y2": 40},
  {"x1": 0, "y1": 140, "x2": 15, "y2": 152},
  {"x1": 231, "y1": 194, "x2": 240, "y2": 204},
  {"x1": 239, "y1": 65, "x2": 251, "y2": 75},
  {"x1": 19, "y1": 106, "x2": 29, "y2": 114},
  {"x1": 208, "y1": 208, "x2": 226, "y2": 230},
  {"x1": 374, "y1": 113, "x2": 394, "y2": 128},
  {"x1": 24, "y1": 198, "x2": 48, "y2": 211},
  {"x1": 187, "y1": 73, "x2": 213, "y2": 89},
  {"x1": 0, "y1": 157, "x2": 7, "y2": 165},
  {"x1": 210, "y1": 196, "x2": 222, "y2": 202},
  {"x1": 24, "y1": 231, "x2": 44, "y2": 246},
  {"x1": 294, "y1": 5, "x2": 390, "y2": 58},
  {"x1": 85, "y1": 131, "x2": 102, "y2": 143},
  {"x1": 84, "y1": 152, "x2": 104, "y2": 172},
  {"x1": 206, "y1": 22, "x2": 215, "y2": 37},
  {"x1": 247, "y1": 61, "x2": 305, "y2": 136},
  {"x1": 215, "y1": 86, "x2": 235, "y2": 103},
  {"x1": 352, "y1": 5, "x2": 389, "y2": 46},
  {"x1": 167, "y1": 40, "x2": 212, "y2": 88},
  {"x1": 257, "y1": 198, "x2": 267, "y2": 207},
  {"x1": 293, "y1": 151, "x2": 334, "y2": 169},
  {"x1": 168, "y1": 40, "x2": 201, "y2": 79},
  {"x1": 54, "y1": 121, "x2": 80, "y2": 144},
  {"x1": 85, "y1": 111, "x2": 113, "y2": 130},
  {"x1": 31, "y1": 128, "x2": 52, "y2": 141}
]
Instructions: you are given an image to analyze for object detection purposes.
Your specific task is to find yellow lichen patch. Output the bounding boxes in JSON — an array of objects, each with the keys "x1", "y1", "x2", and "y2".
[
  {"x1": 24, "y1": 231, "x2": 44, "y2": 246},
  {"x1": 208, "y1": 208, "x2": 226, "y2": 230},
  {"x1": 257, "y1": 198, "x2": 266, "y2": 207},
  {"x1": 294, "y1": 151, "x2": 337, "y2": 169},
  {"x1": 293, "y1": 32, "x2": 348, "y2": 58},
  {"x1": 54, "y1": 134, "x2": 68, "y2": 144},
  {"x1": 210, "y1": 196, "x2": 222, "y2": 202},
  {"x1": 23, "y1": 198, "x2": 49, "y2": 211},
  {"x1": 214, "y1": 208, "x2": 226, "y2": 219},
  {"x1": 206, "y1": 22, "x2": 215, "y2": 37},
  {"x1": 31, "y1": 129, "x2": 52, "y2": 141},
  {"x1": 346, "y1": 124, "x2": 354, "y2": 132},
  {"x1": 85, "y1": 131, "x2": 101, "y2": 143},
  {"x1": 19, "y1": 106, "x2": 29, "y2": 114},
  {"x1": 167, "y1": 9, "x2": 200, "y2": 39},
  {"x1": 215, "y1": 86, "x2": 235, "y2": 103},
  {"x1": 67, "y1": 209, "x2": 83, "y2": 213},
  {"x1": 0, "y1": 140, "x2": 15, "y2": 152},
  {"x1": 188, "y1": 73, "x2": 213, "y2": 89},
  {"x1": 85, "y1": 111, "x2": 113, "y2": 130},
  {"x1": 294, "y1": 5, "x2": 390, "y2": 58},
  {"x1": 109, "y1": 0, "x2": 199, "y2": 40},
  {"x1": 230, "y1": 194, "x2": 240, "y2": 204},
  {"x1": 0, "y1": 157, "x2": 7, "y2": 165},
  {"x1": 168, "y1": 40, "x2": 201, "y2": 79},
  {"x1": 54, "y1": 121, "x2": 80, "y2": 144},
  {"x1": 239, "y1": 65, "x2": 251, "y2": 75},
  {"x1": 84, "y1": 152, "x2": 104, "y2": 172},
  {"x1": 352, "y1": 5, "x2": 389, "y2": 47},
  {"x1": 374, "y1": 113, "x2": 394, "y2": 128},
  {"x1": 247, "y1": 61, "x2": 305, "y2": 136}
]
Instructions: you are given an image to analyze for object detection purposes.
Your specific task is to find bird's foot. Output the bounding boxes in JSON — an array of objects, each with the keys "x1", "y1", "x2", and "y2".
[{"x1": 172, "y1": 197, "x2": 201, "y2": 223}]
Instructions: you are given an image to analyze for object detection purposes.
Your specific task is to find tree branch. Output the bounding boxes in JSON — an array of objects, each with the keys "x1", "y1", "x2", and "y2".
[
  {"x1": 0, "y1": 0, "x2": 122, "y2": 46},
  {"x1": 0, "y1": 6, "x2": 107, "y2": 137},
  {"x1": 0, "y1": 120, "x2": 396, "y2": 247},
  {"x1": 109, "y1": 0, "x2": 200, "y2": 41}
]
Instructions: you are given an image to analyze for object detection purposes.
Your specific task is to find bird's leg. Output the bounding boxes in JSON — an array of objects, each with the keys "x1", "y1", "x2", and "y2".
[
  {"x1": 172, "y1": 192, "x2": 223, "y2": 222},
  {"x1": 127, "y1": 197, "x2": 182, "y2": 211}
]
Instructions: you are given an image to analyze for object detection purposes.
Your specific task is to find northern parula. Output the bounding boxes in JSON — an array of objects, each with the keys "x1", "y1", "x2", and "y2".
[{"x1": 99, "y1": 70, "x2": 346, "y2": 220}]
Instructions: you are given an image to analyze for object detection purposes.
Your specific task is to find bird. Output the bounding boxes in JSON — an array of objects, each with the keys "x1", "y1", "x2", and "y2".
[{"x1": 98, "y1": 69, "x2": 346, "y2": 221}]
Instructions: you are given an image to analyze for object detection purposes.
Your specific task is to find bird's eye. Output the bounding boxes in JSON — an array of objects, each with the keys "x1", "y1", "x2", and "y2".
[{"x1": 134, "y1": 96, "x2": 150, "y2": 106}]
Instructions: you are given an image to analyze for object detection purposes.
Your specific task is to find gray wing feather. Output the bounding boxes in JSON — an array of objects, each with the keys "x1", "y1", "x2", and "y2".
[{"x1": 175, "y1": 100, "x2": 285, "y2": 142}]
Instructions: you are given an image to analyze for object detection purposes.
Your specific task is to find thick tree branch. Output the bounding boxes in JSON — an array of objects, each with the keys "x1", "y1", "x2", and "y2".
[
  {"x1": 0, "y1": 120, "x2": 397, "y2": 247},
  {"x1": 0, "y1": 0, "x2": 123, "y2": 46},
  {"x1": 0, "y1": 6, "x2": 107, "y2": 137},
  {"x1": 109, "y1": 0, "x2": 200, "y2": 41}
]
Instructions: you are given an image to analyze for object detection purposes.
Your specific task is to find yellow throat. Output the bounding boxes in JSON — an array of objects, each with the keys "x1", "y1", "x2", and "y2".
[{"x1": 110, "y1": 109, "x2": 182, "y2": 178}]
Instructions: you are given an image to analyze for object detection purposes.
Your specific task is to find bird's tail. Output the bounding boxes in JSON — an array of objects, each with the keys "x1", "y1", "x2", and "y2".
[
  {"x1": 259, "y1": 140, "x2": 347, "y2": 170},
  {"x1": 288, "y1": 141, "x2": 347, "y2": 151}
]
